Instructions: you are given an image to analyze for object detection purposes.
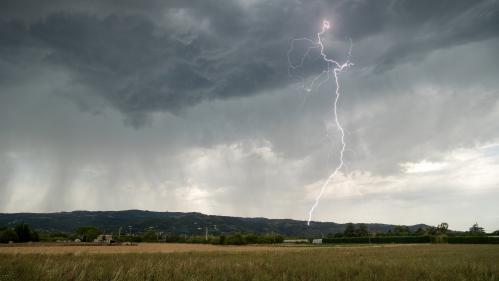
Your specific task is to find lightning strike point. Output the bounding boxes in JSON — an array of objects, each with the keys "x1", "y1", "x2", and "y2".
[{"x1": 323, "y1": 20, "x2": 330, "y2": 30}]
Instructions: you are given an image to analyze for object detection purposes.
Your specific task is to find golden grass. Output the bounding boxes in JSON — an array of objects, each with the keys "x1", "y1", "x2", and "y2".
[
  {"x1": 0, "y1": 244, "x2": 498, "y2": 281},
  {"x1": 0, "y1": 243, "x2": 316, "y2": 254}
]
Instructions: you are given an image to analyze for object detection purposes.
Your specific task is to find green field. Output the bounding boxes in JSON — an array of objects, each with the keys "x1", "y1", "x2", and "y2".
[{"x1": 1, "y1": 244, "x2": 498, "y2": 281}]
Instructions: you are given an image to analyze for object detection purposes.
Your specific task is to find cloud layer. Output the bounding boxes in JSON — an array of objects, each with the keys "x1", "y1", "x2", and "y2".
[{"x1": 1, "y1": 0, "x2": 499, "y2": 231}]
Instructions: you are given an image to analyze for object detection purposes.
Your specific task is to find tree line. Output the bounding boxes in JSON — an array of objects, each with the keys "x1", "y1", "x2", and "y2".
[
  {"x1": 1, "y1": 222, "x2": 497, "y2": 244},
  {"x1": 117, "y1": 231, "x2": 284, "y2": 245},
  {"x1": 325, "y1": 222, "x2": 493, "y2": 239},
  {"x1": 0, "y1": 223, "x2": 39, "y2": 243}
]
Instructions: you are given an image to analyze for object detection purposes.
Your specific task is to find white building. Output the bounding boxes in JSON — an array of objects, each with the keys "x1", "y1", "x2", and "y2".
[
  {"x1": 283, "y1": 239, "x2": 309, "y2": 243},
  {"x1": 94, "y1": 234, "x2": 113, "y2": 243}
]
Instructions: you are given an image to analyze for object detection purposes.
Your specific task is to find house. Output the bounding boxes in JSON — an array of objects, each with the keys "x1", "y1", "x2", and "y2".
[
  {"x1": 283, "y1": 239, "x2": 309, "y2": 244},
  {"x1": 94, "y1": 234, "x2": 113, "y2": 244},
  {"x1": 312, "y1": 238, "x2": 322, "y2": 244}
]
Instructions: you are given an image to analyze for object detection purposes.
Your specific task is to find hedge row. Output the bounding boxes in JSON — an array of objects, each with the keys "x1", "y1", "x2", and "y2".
[
  {"x1": 322, "y1": 236, "x2": 431, "y2": 244},
  {"x1": 322, "y1": 236, "x2": 499, "y2": 244},
  {"x1": 448, "y1": 236, "x2": 499, "y2": 244}
]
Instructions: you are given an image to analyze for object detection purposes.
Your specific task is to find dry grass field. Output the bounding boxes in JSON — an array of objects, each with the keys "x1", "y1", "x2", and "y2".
[
  {"x1": 0, "y1": 243, "x2": 291, "y2": 254},
  {"x1": 0, "y1": 243, "x2": 498, "y2": 281}
]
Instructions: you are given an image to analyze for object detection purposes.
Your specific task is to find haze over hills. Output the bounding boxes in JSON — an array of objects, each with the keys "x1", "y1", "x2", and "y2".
[{"x1": 0, "y1": 210, "x2": 430, "y2": 237}]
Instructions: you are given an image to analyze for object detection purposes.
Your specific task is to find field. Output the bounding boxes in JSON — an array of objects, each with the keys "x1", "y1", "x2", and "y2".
[{"x1": 0, "y1": 243, "x2": 498, "y2": 281}]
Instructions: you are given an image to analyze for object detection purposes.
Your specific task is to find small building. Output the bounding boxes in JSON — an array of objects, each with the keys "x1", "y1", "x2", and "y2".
[
  {"x1": 312, "y1": 238, "x2": 323, "y2": 244},
  {"x1": 94, "y1": 234, "x2": 113, "y2": 244},
  {"x1": 283, "y1": 239, "x2": 309, "y2": 244}
]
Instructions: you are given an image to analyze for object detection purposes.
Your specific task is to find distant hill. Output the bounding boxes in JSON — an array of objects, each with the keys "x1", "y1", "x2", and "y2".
[{"x1": 0, "y1": 210, "x2": 430, "y2": 237}]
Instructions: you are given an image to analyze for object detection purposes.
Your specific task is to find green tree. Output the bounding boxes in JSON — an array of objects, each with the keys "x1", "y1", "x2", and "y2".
[
  {"x1": 30, "y1": 230, "x2": 40, "y2": 242},
  {"x1": 226, "y1": 233, "x2": 246, "y2": 245},
  {"x1": 344, "y1": 223, "x2": 356, "y2": 237},
  {"x1": 244, "y1": 233, "x2": 258, "y2": 244},
  {"x1": 393, "y1": 225, "x2": 410, "y2": 236},
  {"x1": 165, "y1": 234, "x2": 183, "y2": 243},
  {"x1": 273, "y1": 235, "x2": 284, "y2": 243},
  {"x1": 76, "y1": 226, "x2": 102, "y2": 242},
  {"x1": 356, "y1": 224, "x2": 369, "y2": 237},
  {"x1": 426, "y1": 226, "x2": 437, "y2": 235},
  {"x1": 14, "y1": 223, "x2": 33, "y2": 242},
  {"x1": 437, "y1": 222, "x2": 449, "y2": 234},
  {"x1": 141, "y1": 230, "x2": 157, "y2": 242},
  {"x1": 415, "y1": 227, "x2": 426, "y2": 235},
  {"x1": 469, "y1": 223, "x2": 485, "y2": 235},
  {"x1": 0, "y1": 229, "x2": 19, "y2": 243},
  {"x1": 219, "y1": 235, "x2": 226, "y2": 245}
]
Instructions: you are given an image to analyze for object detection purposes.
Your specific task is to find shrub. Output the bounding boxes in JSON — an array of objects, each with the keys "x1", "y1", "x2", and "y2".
[
  {"x1": 323, "y1": 236, "x2": 431, "y2": 244},
  {"x1": 0, "y1": 229, "x2": 19, "y2": 243},
  {"x1": 448, "y1": 236, "x2": 499, "y2": 244},
  {"x1": 117, "y1": 235, "x2": 142, "y2": 243},
  {"x1": 225, "y1": 233, "x2": 246, "y2": 245},
  {"x1": 30, "y1": 230, "x2": 40, "y2": 242},
  {"x1": 218, "y1": 235, "x2": 226, "y2": 245},
  {"x1": 141, "y1": 230, "x2": 157, "y2": 242},
  {"x1": 431, "y1": 235, "x2": 448, "y2": 243},
  {"x1": 14, "y1": 224, "x2": 32, "y2": 242},
  {"x1": 75, "y1": 226, "x2": 102, "y2": 242},
  {"x1": 164, "y1": 234, "x2": 185, "y2": 243}
]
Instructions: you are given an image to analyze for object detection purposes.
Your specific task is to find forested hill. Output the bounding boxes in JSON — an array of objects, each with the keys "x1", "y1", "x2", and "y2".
[{"x1": 0, "y1": 210, "x2": 429, "y2": 237}]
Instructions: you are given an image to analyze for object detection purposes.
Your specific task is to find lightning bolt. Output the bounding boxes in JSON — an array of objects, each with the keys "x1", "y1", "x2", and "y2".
[{"x1": 288, "y1": 20, "x2": 352, "y2": 226}]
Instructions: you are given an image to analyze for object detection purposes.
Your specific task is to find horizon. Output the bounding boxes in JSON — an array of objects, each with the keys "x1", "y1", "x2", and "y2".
[{"x1": 1, "y1": 0, "x2": 499, "y2": 233}]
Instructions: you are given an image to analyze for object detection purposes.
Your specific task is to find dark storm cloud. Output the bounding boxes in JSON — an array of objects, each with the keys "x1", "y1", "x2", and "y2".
[
  {"x1": 1, "y1": 0, "x2": 498, "y2": 124},
  {"x1": 1, "y1": 1, "x2": 499, "y2": 231}
]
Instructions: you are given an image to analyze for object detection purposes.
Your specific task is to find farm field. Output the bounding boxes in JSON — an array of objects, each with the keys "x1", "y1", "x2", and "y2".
[
  {"x1": 0, "y1": 243, "x2": 315, "y2": 254},
  {"x1": 0, "y1": 244, "x2": 498, "y2": 281}
]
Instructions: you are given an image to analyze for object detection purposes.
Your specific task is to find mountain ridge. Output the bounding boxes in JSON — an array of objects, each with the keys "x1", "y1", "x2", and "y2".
[{"x1": 0, "y1": 210, "x2": 430, "y2": 237}]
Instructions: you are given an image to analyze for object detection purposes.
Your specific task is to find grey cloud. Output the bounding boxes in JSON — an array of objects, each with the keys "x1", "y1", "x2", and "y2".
[
  {"x1": 0, "y1": 155, "x2": 14, "y2": 208},
  {"x1": 1, "y1": 0, "x2": 497, "y2": 125},
  {"x1": 1, "y1": 0, "x2": 499, "y2": 230},
  {"x1": 339, "y1": 38, "x2": 499, "y2": 174}
]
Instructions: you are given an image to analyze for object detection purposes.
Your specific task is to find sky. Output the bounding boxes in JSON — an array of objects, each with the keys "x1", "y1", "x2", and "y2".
[{"x1": 1, "y1": 0, "x2": 498, "y2": 232}]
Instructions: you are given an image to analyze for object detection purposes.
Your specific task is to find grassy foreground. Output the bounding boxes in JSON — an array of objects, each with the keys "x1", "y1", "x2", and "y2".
[{"x1": 0, "y1": 244, "x2": 498, "y2": 281}]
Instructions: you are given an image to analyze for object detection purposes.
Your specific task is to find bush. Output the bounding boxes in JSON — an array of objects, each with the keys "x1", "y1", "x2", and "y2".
[
  {"x1": 0, "y1": 229, "x2": 19, "y2": 243},
  {"x1": 164, "y1": 234, "x2": 185, "y2": 243},
  {"x1": 14, "y1": 224, "x2": 32, "y2": 242},
  {"x1": 75, "y1": 226, "x2": 102, "y2": 242},
  {"x1": 225, "y1": 233, "x2": 246, "y2": 245},
  {"x1": 218, "y1": 235, "x2": 226, "y2": 245},
  {"x1": 186, "y1": 236, "x2": 210, "y2": 244},
  {"x1": 30, "y1": 230, "x2": 40, "y2": 242},
  {"x1": 38, "y1": 231, "x2": 74, "y2": 242},
  {"x1": 116, "y1": 235, "x2": 142, "y2": 243},
  {"x1": 448, "y1": 236, "x2": 499, "y2": 244},
  {"x1": 431, "y1": 235, "x2": 448, "y2": 243},
  {"x1": 244, "y1": 233, "x2": 259, "y2": 244},
  {"x1": 257, "y1": 234, "x2": 284, "y2": 244},
  {"x1": 219, "y1": 233, "x2": 284, "y2": 245},
  {"x1": 322, "y1": 235, "x2": 499, "y2": 244},
  {"x1": 141, "y1": 231, "x2": 157, "y2": 242},
  {"x1": 323, "y1": 236, "x2": 431, "y2": 244}
]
